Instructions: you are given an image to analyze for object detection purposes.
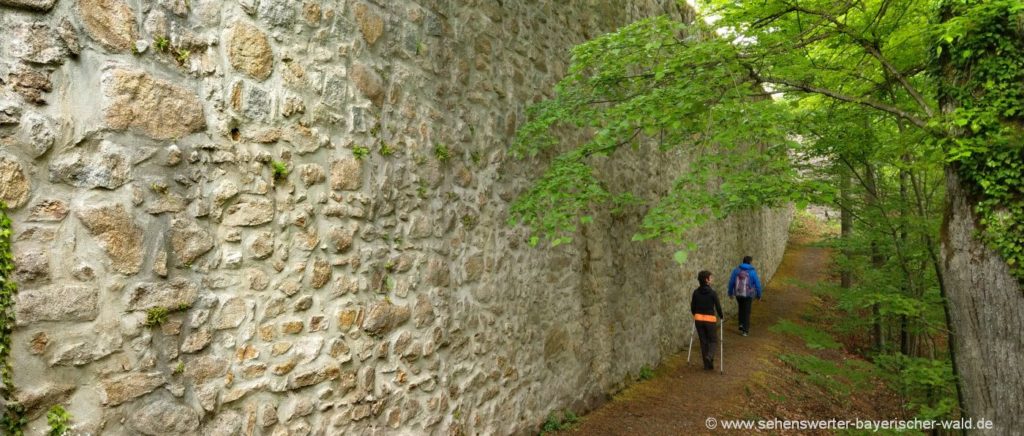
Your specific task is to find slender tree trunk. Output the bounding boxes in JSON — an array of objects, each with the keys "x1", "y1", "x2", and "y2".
[
  {"x1": 865, "y1": 163, "x2": 885, "y2": 351},
  {"x1": 908, "y1": 167, "x2": 963, "y2": 403},
  {"x1": 840, "y1": 170, "x2": 853, "y2": 290},
  {"x1": 899, "y1": 316, "x2": 910, "y2": 355},
  {"x1": 898, "y1": 163, "x2": 912, "y2": 356},
  {"x1": 870, "y1": 248, "x2": 884, "y2": 352}
]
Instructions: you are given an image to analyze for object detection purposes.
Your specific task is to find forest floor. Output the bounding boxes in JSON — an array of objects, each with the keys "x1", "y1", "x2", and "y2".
[{"x1": 548, "y1": 215, "x2": 908, "y2": 435}]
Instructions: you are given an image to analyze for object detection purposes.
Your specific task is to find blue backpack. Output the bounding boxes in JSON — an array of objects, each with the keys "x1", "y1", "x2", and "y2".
[{"x1": 735, "y1": 269, "x2": 755, "y2": 297}]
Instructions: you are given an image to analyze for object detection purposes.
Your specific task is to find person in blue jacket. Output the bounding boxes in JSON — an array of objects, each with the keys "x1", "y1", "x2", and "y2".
[{"x1": 727, "y1": 255, "x2": 762, "y2": 336}]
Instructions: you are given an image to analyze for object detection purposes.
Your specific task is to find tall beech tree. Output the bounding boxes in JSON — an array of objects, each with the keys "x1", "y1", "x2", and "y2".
[{"x1": 510, "y1": 0, "x2": 1023, "y2": 431}]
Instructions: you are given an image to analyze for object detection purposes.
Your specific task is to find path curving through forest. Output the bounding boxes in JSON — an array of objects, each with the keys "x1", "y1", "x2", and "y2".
[{"x1": 552, "y1": 226, "x2": 833, "y2": 435}]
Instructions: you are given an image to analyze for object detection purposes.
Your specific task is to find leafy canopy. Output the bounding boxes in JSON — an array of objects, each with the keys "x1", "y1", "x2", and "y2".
[
  {"x1": 509, "y1": 0, "x2": 1024, "y2": 277},
  {"x1": 510, "y1": 13, "x2": 807, "y2": 257}
]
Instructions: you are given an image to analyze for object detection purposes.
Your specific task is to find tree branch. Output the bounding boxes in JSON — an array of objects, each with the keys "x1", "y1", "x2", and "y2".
[
  {"x1": 864, "y1": 42, "x2": 936, "y2": 118},
  {"x1": 760, "y1": 75, "x2": 931, "y2": 130},
  {"x1": 580, "y1": 128, "x2": 642, "y2": 159},
  {"x1": 780, "y1": 1, "x2": 937, "y2": 118}
]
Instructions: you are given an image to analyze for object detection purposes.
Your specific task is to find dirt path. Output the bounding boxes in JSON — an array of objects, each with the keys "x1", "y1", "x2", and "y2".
[{"x1": 554, "y1": 229, "x2": 831, "y2": 436}]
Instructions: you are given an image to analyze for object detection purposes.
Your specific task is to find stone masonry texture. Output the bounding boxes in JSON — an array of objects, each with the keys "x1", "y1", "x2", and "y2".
[{"x1": 0, "y1": 1, "x2": 791, "y2": 434}]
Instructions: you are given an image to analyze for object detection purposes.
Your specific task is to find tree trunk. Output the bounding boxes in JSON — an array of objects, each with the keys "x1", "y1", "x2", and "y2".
[
  {"x1": 870, "y1": 250, "x2": 884, "y2": 351},
  {"x1": 941, "y1": 168, "x2": 1024, "y2": 432},
  {"x1": 899, "y1": 164, "x2": 911, "y2": 356},
  {"x1": 899, "y1": 315, "x2": 910, "y2": 356},
  {"x1": 840, "y1": 172, "x2": 853, "y2": 289},
  {"x1": 866, "y1": 164, "x2": 885, "y2": 352}
]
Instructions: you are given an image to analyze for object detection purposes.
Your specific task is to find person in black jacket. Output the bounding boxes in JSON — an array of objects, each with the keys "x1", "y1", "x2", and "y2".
[{"x1": 691, "y1": 270, "x2": 724, "y2": 370}]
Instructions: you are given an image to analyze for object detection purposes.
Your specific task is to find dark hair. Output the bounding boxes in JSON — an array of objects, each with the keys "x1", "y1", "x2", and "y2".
[
  {"x1": 742, "y1": 255, "x2": 753, "y2": 264},
  {"x1": 698, "y1": 270, "x2": 712, "y2": 286}
]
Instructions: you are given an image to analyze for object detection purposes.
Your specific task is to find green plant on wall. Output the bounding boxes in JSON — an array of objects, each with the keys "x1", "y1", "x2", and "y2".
[
  {"x1": 0, "y1": 202, "x2": 25, "y2": 435},
  {"x1": 460, "y1": 214, "x2": 478, "y2": 229},
  {"x1": 46, "y1": 405, "x2": 71, "y2": 436},
  {"x1": 353, "y1": 145, "x2": 370, "y2": 160},
  {"x1": 270, "y1": 160, "x2": 289, "y2": 183},
  {"x1": 149, "y1": 182, "x2": 169, "y2": 195},
  {"x1": 144, "y1": 307, "x2": 170, "y2": 327},
  {"x1": 176, "y1": 48, "x2": 191, "y2": 65},
  {"x1": 416, "y1": 181, "x2": 428, "y2": 199},
  {"x1": 153, "y1": 35, "x2": 170, "y2": 52},
  {"x1": 433, "y1": 144, "x2": 451, "y2": 163},
  {"x1": 143, "y1": 301, "x2": 193, "y2": 328}
]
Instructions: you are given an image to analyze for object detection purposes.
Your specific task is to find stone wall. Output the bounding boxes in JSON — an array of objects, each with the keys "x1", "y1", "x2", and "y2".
[{"x1": 0, "y1": 0, "x2": 791, "y2": 434}]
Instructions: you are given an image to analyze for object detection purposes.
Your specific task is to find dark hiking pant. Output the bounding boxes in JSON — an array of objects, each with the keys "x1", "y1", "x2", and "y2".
[
  {"x1": 736, "y1": 296, "x2": 753, "y2": 332},
  {"x1": 695, "y1": 320, "x2": 717, "y2": 370}
]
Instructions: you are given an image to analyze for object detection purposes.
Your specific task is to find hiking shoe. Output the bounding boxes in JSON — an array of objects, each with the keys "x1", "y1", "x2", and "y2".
[{"x1": 741, "y1": 331, "x2": 748, "y2": 337}]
